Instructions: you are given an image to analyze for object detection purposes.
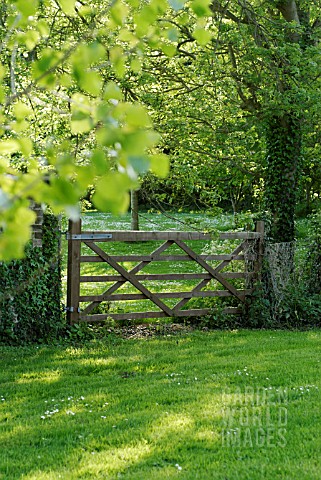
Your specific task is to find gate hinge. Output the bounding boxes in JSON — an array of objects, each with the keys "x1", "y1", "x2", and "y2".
[
  {"x1": 66, "y1": 233, "x2": 113, "y2": 240},
  {"x1": 65, "y1": 306, "x2": 81, "y2": 313}
]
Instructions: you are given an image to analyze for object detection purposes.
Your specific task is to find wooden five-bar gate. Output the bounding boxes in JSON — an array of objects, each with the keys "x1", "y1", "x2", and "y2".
[{"x1": 66, "y1": 220, "x2": 264, "y2": 324}]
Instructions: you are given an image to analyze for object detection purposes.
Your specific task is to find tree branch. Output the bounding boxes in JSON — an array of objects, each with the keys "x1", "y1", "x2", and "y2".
[
  {"x1": 276, "y1": 0, "x2": 300, "y2": 23},
  {"x1": 210, "y1": 0, "x2": 241, "y2": 24}
]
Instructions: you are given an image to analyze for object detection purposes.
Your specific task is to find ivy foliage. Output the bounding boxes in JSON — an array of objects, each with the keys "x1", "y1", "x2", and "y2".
[
  {"x1": 265, "y1": 114, "x2": 302, "y2": 242},
  {"x1": 0, "y1": 214, "x2": 63, "y2": 345}
]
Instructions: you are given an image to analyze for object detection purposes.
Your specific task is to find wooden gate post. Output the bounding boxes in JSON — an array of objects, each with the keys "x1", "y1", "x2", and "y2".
[
  {"x1": 254, "y1": 221, "x2": 265, "y2": 281},
  {"x1": 66, "y1": 219, "x2": 81, "y2": 324}
]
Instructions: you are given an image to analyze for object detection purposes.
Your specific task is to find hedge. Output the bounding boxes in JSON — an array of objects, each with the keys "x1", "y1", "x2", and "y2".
[{"x1": 0, "y1": 214, "x2": 63, "y2": 345}]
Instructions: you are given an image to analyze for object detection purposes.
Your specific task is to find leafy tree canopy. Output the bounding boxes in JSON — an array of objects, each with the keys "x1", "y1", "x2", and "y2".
[
  {"x1": 0, "y1": 0, "x2": 183, "y2": 259},
  {"x1": 134, "y1": 0, "x2": 321, "y2": 240},
  {"x1": 1, "y1": 0, "x2": 321, "y2": 258}
]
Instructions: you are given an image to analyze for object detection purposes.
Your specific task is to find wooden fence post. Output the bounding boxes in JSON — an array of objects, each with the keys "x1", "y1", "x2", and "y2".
[
  {"x1": 254, "y1": 221, "x2": 265, "y2": 281},
  {"x1": 66, "y1": 219, "x2": 81, "y2": 325},
  {"x1": 130, "y1": 189, "x2": 139, "y2": 231}
]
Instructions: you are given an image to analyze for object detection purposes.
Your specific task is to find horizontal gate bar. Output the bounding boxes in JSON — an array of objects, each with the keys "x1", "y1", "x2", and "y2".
[
  {"x1": 79, "y1": 272, "x2": 250, "y2": 282},
  {"x1": 79, "y1": 231, "x2": 213, "y2": 241},
  {"x1": 79, "y1": 307, "x2": 241, "y2": 322},
  {"x1": 80, "y1": 273, "x2": 211, "y2": 282},
  {"x1": 219, "y1": 232, "x2": 262, "y2": 239},
  {"x1": 68, "y1": 230, "x2": 262, "y2": 242},
  {"x1": 79, "y1": 289, "x2": 250, "y2": 302},
  {"x1": 80, "y1": 254, "x2": 245, "y2": 263}
]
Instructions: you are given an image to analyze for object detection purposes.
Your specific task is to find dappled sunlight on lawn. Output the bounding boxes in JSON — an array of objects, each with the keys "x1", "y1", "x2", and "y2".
[
  {"x1": 1, "y1": 331, "x2": 321, "y2": 478},
  {"x1": 16, "y1": 370, "x2": 61, "y2": 385}
]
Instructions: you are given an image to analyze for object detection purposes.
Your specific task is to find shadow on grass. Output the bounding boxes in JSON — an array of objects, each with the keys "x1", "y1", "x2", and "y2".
[{"x1": 1, "y1": 330, "x2": 321, "y2": 479}]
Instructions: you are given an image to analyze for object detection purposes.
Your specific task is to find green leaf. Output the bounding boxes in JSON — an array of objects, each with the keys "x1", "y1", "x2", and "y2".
[
  {"x1": 71, "y1": 93, "x2": 92, "y2": 113},
  {"x1": 161, "y1": 44, "x2": 176, "y2": 57},
  {"x1": 136, "y1": 5, "x2": 158, "y2": 23},
  {"x1": 13, "y1": 101, "x2": 32, "y2": 121},
  {"x1": 91, "y1": 149, "x2": 110, "y2": 175},
  {"x1": 0, "y1": 64, "x2": 5, "y2": 80},
  {"x1": 150, "y1": 0, "x2": 168, "y2": 15},
  {"x1": 104, "y1": 82, "x2": 123, "y2": 101},
  {"x1": 58, "y1": 0, "x2": 76, "y2": 16},
  {"x1": 72, "y1": 42, "x2": 105, "y2": 68},
  {"x1": 71, "y1": 111, "x2": 93, "y2": 134},
  {"x1": 193, "y1": 27, "x2": 212, "y2": 46},
  {"x1": 96, "y1": 126, "x2": 119, "y2": 147},
  {"x1": 70, "y1": 95, "x2": 94, "y2": 133},
  {"x1": 191, "y1": 0, "x2": 211, "y2": 17},
  {"x1": 48, "y1": 177, "x2": 80, "y2": 206},
  {"x1": 166, "y1": 28, "x2": 179, "y2": 42},
  {"x1": 110, "y1": 47, "x2": 126, "y2": 78},
  {"x1": 79, "y1": 70, "x2": 103, "y2": 96},
  {"x1": 16, "y1": 0, "x2": 38, "y2": 18},
  {"x1": 60, "y1": 73, "x2": 73, "y2": 87},
  {"x1": 33, "y1": 49, "x2": 56, "y2": 74},
  {"x1": 24, "y1": 30, "x2": 40, "y2": 50},
  {"x1": 36, "y1": 19, "x2": 50, "y2": 37},
  {"x1": 89, "y1": 42, "x2": 106, "y2": 63},
  {"x1": 120, "y1": 103, "x2": 151, "y2": 128},
  {"x1": 10, "y1": 120, "x2": 29, "y2": 133},
  {"x1": 110, "y1": 0, "x2": 129, "y2": 26},
  {"x1": 0, "y1": 205, "x2": 35, "y2": 261},
  {"x1": 128, "y1": 155, "x2": 150, "y2": 173},
  {"x1": 0, "y1": 139, "x2": 20, "y2": 154},
  {"x1": 77, "y1": 5, "x2": 94, "y2": 17},
  {"x1": 17, "y1": 138, "x2": 33, "y2": 157},
  {"x1": 75, "y1": 165, "x2": 96, "y2": 189},
  {"x1": 130, "y1": 58, "x2": 142, "y2": 73},
  {"x1": 149, "y1": 153, "x2": 169, "y2": 177},
  {"x1": 93, "y1": 173, "x2": 132, "y2": 213},
  {"x1": 118, "y1": 29, "x2": 139, "y2": 47},
  {"x1": 122, "y1": 131, "x2": 159, "y2": 154}
]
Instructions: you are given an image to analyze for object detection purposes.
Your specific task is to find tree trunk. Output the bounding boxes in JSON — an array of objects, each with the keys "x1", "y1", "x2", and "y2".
[
  {"x1": 130, "y1": 189, "x2": 139, "y2": 231},
  {"x1": 265, "y1": 113, "x2": 302, "y2": 242}
]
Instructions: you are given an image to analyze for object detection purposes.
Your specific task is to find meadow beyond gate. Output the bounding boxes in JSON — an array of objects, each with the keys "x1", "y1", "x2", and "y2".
[{"x1": 66, "y1": 220, "x2": 264, "y2": 324}]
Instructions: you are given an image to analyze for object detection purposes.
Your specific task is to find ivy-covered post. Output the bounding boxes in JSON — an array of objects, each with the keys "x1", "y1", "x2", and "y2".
[
  {"x1": 66, "y1": 219, "x2": 81, "y2": 325},
  {"x1": 244, "y1": 221, "x2": 265, "y2": 290},
  {"x1": 265, "y1": 114, "x2": 301, "y2": 242},
  {"x1": 0, "y1": 210, "x2": 62, "y2": 344}
]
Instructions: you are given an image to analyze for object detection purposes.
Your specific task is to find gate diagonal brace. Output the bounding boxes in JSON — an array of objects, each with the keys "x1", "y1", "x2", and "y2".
[
  {"x1": 82, "y1": 240, "x2": 174, "y2": 315},
  {"x1": 83, "y1": 241, "x2": 173, "y2": 317},
  {"x1": 174, "y1": 240, "x2": 245, "y2": 303},
  {"x1": 213, "y1": 243, "x2": 244, "y2": 274},
  {"x1": 172, "y1": 243, "x2": 245, "y2": 312}
]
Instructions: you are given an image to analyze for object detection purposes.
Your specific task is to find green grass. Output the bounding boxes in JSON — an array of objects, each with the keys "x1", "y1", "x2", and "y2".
[{"x1": 1, "y1": 330, "x2": 321, "y2": 479}]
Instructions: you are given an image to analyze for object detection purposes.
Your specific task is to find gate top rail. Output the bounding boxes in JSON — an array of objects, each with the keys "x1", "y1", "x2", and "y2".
[{"x1": 66, "y1": 230, "x2": 263, "y2": 242}]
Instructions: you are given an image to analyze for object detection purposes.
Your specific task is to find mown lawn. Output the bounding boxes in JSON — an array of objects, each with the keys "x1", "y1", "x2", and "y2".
[{"x1": 1, "y1": 329, "x2": 321, "y2": 479}]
